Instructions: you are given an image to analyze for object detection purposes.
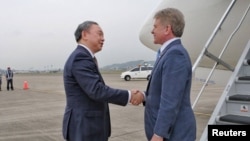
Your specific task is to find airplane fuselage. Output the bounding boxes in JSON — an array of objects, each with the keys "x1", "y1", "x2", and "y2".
[{"x1": 139, "y1": 0, "x2": 250, "y2": 70}]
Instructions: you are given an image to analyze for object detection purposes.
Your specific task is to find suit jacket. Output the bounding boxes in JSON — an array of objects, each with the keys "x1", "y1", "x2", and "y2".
[
  {"x1": 144, "y1": 39, "x2": 196, "y2": 141},
  {"x1": 6, "y1": 69, "x2": 13, "y2": 80},
  {"x1": 62, "y1": 45, "x2": 129, "y2": 141}
]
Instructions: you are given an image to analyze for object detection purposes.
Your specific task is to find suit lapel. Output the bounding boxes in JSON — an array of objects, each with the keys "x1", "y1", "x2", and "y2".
[
  {"x1": 146, "y1": 39, "x2": 181, "y2": 94},
  {"x1": 153, "y1": 39, "x2": 181, "y2": 69},
  {"x1": 77, "y1": 46, "x2": 105, "y2": 84}
]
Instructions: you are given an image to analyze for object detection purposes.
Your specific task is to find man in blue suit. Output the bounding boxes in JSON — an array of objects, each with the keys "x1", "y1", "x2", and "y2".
[
  {"x1": 62, "y1": 21, "x2": 144, "y2": 141},
  {"x1": 144, "y1": 8, "x2": 196, "y2": 141}
]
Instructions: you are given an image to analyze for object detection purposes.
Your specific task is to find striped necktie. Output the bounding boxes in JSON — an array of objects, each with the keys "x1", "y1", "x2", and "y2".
[
  {"x1": 156, "y1": 49, "x2": 161, "y2": 60},
  {"x1": 154, "y1": 49, "x2": 161, "y2": 66}
]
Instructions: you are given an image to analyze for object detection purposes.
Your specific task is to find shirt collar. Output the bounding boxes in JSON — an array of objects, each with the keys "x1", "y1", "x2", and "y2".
[{"x1": 160, "y1": 37, "x2": 180, "y2": 53}]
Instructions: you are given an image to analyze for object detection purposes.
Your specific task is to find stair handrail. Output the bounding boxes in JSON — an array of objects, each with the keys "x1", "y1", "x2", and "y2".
[
  {"x1": 192, "y1": 0, "x2": 250, "y2": 109},
  {"x1": 192, "y1": 0, "x2": 236, "y2": 109},
  {"x1": 192, "y1": 0, "x2": 236, "y2": 73}
]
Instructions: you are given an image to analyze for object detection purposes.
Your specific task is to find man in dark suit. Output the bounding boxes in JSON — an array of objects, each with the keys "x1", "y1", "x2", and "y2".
[
  {"x1": 62, "y1": 21, "x2": 144, "y2": 141},
  {"x1": 143, "y1": 8, "x2": 196, "y2": 141},
  {"x1": 5, "y1": 67, "x2": 14, "y2": 91}
]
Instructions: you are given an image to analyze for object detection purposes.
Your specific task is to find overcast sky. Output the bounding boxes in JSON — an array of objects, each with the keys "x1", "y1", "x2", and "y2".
[{"x1": 0, "y1": 0, "x2": 161, "y2": 70}]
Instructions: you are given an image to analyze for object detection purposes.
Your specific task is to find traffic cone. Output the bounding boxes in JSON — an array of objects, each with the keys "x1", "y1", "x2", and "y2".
[{"x1": 23, "y1": 81, "x2": 29, "y2": 90}]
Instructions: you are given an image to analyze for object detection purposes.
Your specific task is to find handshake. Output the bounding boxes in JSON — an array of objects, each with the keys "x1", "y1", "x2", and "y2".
[{"x1": 130, "y1": 90, "x2": 144, "y2": 106}]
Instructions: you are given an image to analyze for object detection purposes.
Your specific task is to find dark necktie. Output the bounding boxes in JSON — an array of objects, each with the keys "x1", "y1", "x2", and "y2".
[{"x1": 93, "y1": 56, "x2": 98, "y2": 67}]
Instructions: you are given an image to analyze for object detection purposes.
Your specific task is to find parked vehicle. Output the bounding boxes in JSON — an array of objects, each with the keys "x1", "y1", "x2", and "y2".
[{"x1": 120, "y1": 65, "x2": 153, "y2": 81}]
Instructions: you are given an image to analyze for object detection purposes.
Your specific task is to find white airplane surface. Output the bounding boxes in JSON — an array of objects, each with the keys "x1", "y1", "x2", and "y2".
[{"x1": 139, "y1": 0, "x2": 250, "y2": 71}]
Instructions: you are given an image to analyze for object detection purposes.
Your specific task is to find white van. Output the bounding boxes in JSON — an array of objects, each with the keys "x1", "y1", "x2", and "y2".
[{"x1": 120, "y1": 66, "x2": 153, "y2": 81}]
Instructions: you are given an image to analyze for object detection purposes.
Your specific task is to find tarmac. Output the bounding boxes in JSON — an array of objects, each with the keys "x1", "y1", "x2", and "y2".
[{"x1": 0, "y1": 73, "x2": 224, "y2": 141}]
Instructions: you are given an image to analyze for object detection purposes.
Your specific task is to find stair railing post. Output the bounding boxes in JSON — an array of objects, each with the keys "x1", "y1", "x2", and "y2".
[
  {"x1": 192, "y1": 0, "x2": 236, "y2": 110},
  {"x1": 192, "y1": 0, "x2": 236, "y2": 73}
]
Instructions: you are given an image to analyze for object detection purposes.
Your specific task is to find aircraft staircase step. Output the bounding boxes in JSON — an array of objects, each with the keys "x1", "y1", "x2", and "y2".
[
  {"x1": 228, "y1": 94, "x2": 250, "y2": 102},
  {"x1": 237, "y1": 76, "x2": 250, "y2": 80},
  {"x1": 243, "y1": 59, "x2": 250, "y2": 65},
  {"x1": 218, "y1": 114, "x2": 250, "y2": 124},
  {"x1": 236, "y1": 76, "x2": 250, "y2": 83}
]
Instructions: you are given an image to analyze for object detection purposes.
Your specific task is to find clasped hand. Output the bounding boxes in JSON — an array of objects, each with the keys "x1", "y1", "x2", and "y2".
[{"x1": 130, "y1": 90, "x2": 144, "y2": 105}]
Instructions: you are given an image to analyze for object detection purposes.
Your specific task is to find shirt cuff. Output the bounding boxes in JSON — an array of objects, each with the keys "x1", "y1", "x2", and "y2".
[
  {"x1": 154, "y1": 134, "x2": 163, "y2": 139},
  {"x1": 127, "y1": 90, "x2": 131, "y2": 105},
  {"x1": 142, "y1": 91, "x2": 146, "y2": 101}
]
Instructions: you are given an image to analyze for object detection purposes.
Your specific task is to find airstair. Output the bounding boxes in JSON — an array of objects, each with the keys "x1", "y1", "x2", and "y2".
[
  {"x1": 189, "y1": 0, "x2": 250, "y2": 140},
  {"x1": 199, "y1": 41, "x2": 250, "y2": 141},
  {"x1": 215, "y1": 43, "x2": 250, "y2": 125}
]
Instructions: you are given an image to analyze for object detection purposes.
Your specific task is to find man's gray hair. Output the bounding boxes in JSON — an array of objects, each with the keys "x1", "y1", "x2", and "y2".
[
  {"x1": 154, "y1": 8, "x2": 185, "y2": 37},
  {"x1": 74, "y1": 21, "x2": 98, "y2": 42}
]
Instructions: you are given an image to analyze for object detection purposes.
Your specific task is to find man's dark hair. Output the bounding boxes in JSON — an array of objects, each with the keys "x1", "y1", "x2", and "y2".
[{"x1": 74, "y1": 21, "x2": 98, "y2": 42}]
